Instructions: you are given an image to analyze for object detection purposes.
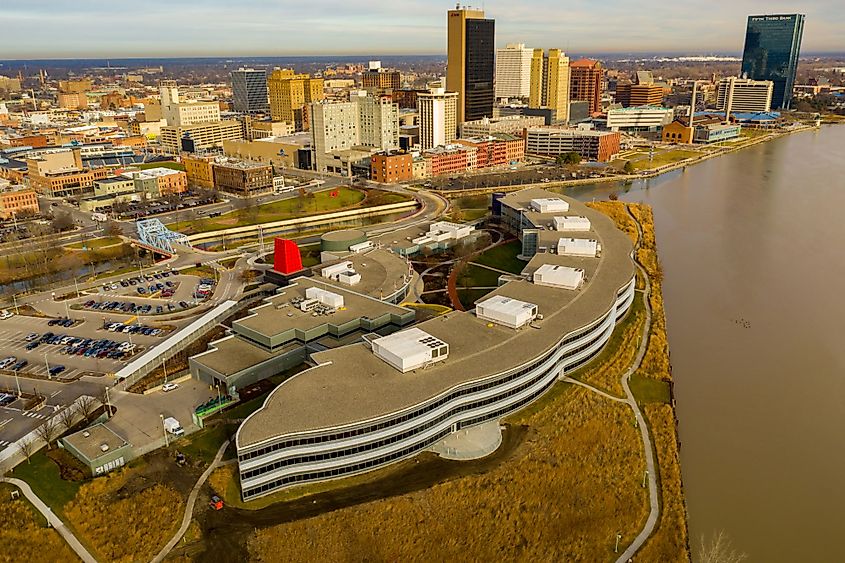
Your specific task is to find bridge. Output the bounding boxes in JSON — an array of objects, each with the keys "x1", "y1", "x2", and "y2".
[{"x1": 136, "y1": 218, "x2": 191, "y2": 254}]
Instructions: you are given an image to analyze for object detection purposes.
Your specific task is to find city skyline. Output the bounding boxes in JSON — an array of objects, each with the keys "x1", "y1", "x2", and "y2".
[{"x1": 0, "y1": 0, "x2": 842, "y2": 59}]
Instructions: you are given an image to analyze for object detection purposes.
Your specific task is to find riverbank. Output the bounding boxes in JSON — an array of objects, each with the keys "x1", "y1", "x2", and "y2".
[{"x1": 434, "y1": 123, "x2": 819, "y2": 199}]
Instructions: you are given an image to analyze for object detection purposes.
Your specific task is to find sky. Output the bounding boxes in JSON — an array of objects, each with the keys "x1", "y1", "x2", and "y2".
[{"x1": 0, "y1": 0, "x2": 842, "y2": 59}]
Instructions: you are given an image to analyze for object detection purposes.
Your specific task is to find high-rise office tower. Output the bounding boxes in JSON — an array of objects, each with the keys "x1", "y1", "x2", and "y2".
[
  {"x1": 716, "y1": 77, "x2": 774, "y2": 114},
  {"x1": 268, "y1": 69, "x2": 325, "y2": 130},
  {"x1": 529, "y1": 49, "x2": 571, "y2": 123},
  {"x1": 447, "y1": 6, "x2": 495, "y2": 125},
  {"x1": 569, "y1": 59, "x2": 604, "y2": 115},
  {"x1": 741, "y1": 14, "x2": 805, "y2": 109},
  {"x1": 231, "y1": 68, "x2": 269, "y2": 114},
  {"x1": 495, "y1": 43, "x2": 533, "y2": 99},
  {"x1": 417, "y1": 88, "x2": 458, "y2": 150}
]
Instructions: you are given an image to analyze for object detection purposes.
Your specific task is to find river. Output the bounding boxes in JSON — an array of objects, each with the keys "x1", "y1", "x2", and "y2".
[{"x1": 568, "y1": 125, "x2": 845, "y2": 561}]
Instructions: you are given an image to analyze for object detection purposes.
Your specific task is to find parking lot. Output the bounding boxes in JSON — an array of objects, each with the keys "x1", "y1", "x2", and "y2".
[{"x1": 0, "y1": 315, "x2": 163, "y2": 380}]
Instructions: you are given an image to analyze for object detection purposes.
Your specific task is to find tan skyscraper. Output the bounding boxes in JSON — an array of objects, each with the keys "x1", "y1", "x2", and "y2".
[
  {"x1": 447, "y1": 6, "x2": 495, "y2": 126},
  {"x1": 268, "y1": 69, "x2": 325, "y2": 131},
  {"x1": 529, "y1": 49, "x2": 571, "y2": 123}
]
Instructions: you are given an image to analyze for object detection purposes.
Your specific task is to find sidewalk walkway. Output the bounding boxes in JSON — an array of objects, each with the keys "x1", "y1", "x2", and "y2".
[{"x1": 0, "y1": 477, "x2": 98, "y2": 563}]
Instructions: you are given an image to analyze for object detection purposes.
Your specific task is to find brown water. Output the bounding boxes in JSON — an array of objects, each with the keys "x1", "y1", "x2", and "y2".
[{"x1": 571, "y1": 126, "x2": 845, "y2": 561}]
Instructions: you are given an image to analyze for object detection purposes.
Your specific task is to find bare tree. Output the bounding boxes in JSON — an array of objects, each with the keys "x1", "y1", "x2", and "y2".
[
  {"x1": 697, "y1": 530, "x2": 748, "y2": 563},
  {"x1": 76, "y1": 395, "x2": 97, "y2": 420},
  {"x1": 57, "y1": 404, "x2": 78, "y2": 431},
  {"x1": 34, "y1": 418, "x2": 59, "y2": 449},
  {"x1": 17, "y1": 436, "x2": 35, "y2": 464}
]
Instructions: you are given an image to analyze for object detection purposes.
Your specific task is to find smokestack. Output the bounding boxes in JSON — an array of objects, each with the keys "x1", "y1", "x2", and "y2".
[{"x1": 689, "y1": 81, "x2": 697, "y2": 132}]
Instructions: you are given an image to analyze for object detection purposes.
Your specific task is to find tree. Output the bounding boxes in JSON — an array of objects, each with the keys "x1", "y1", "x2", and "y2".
[
  {"x1": 104, "y1": 221, "x2": 123, "y2": 238},
  {"x1": 697, "y1": 530, "x2": 747, "y2": 563},
  {"x1": 623, "y1": 161, "x2": 634, "y2": 174},
  {"x1": 58, "y1": 404, "x2": 78, "y2": 431},
  {"x1": 17, "y1": 436, "x2": 35, "y2": 464},
  {"x1": 77, "y1": 395, "x2": 97, "y2": 419},
  {"x1": 34, "y1": 418, "x2": 59, "y2": 449},
  {"x1": 556, "y1": 152, "x2": 581, "y2": 166},
  {"x1": 51, "y1": 212, "x2": 74, "y2": 233}
]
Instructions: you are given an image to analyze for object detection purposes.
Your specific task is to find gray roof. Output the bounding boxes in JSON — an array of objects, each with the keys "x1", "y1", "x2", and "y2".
[
  {"x1": 62, "y1": 423, "x2": 130, "y2": 462},
  {"x1": 237, "y1": 190, "x2": 634, "y2": 449}
]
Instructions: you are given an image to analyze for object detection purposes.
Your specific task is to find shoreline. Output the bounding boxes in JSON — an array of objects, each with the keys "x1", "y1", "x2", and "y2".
[{"x1": 435, "y1": 123, "x2": 822, "y2": 199}]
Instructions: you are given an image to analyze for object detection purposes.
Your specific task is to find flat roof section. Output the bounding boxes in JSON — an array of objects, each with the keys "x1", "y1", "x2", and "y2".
[
  {"x1": 238, "y1": 192, "x2": 635, "y2": 448},
  {"x1": 63, "y1": 423, "x2": 130, "y2": 462}
]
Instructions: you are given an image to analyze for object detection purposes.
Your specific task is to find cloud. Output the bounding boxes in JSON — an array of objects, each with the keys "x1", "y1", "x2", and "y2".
[{"x1": 0, "y1": 0, "x2": 841, "y2": 58}]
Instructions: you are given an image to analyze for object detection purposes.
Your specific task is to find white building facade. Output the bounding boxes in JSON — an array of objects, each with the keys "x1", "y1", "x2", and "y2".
[{"x1": 495, "y1": 43, "x2": 534, "y2": 99}]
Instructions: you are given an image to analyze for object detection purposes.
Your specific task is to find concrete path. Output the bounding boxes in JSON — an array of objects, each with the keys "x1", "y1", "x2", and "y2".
[
  {"x1": 151, "y1": 439, "x2": 230, "y2": 563},
  {"x1": 560, "y1": 376, "x2": 628, "y2": 403},
  {"x1": 0, "y1": 477, "x2": 98, "y2": 563},
  {"x1": 616, "y1": 206, "x2": 659, "y2": 562}
]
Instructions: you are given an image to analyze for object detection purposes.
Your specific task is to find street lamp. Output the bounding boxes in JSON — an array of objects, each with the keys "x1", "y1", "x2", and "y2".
[
  {"x1": 44, "y1": 352, "x2": 51, "y2": 380},
  {"x1": 11, "y1": 293, "x2": 18, "y2": 315},
  {"x1": 160, "y1": 414, "x2": 169, "y2": 448},
  {"x1": 13, "y1": 367, "x2": 22, "y2": 397},
  {"x1": 615, "y1": 533, "x2": 622, "y2": 554}
]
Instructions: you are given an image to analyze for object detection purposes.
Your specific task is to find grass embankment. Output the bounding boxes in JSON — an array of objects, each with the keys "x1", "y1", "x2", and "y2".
[
  {"x1": 0, "y1": 239, "x2": 135, "y2": 286},
  {"x1": 590, "y1": 200, "x2": 689, "y2": 561},
  {"x1": 247, "y1": 386, "x2": 648, "y2": 561},
  {"x1": 628, "y1": 149, "x2": 700, "y2": 171},
  {"x1": 169, "y1": 188, "x2": 411, "y2": 235},
  {"x1": 448, "y1": 194, "x2": 489, "y2": 222},
  {"x1": 0, "y1": 483, "x2": 77, "y2": 563},
  {"x1": 179, "y1": 265, "x2": 217, "y2": 279},
  {"x1": 65, "y1": 236, "x2": 123, "y2": 250}
]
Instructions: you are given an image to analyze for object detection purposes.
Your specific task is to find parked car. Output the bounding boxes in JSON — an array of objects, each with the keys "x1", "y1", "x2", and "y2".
[
  {"x1": 162, "y1": 382, "x2": 179, "y2": 392},
  {"x1": 25, "y1": 333, "x2": 39, "y2": 341},
  {"x1": 48, "y1": 365, "x2": 66, "y2": 376},
  {"x1": 12, "y1": 360, "x2": 28, "y2": 371},
  {"x1": 25, "y1": 341, "x2": 39, "y2": 351}
]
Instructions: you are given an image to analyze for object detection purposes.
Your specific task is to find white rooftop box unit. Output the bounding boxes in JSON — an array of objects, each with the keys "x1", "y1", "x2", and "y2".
[
  {"x1": 553, "y1": 215, "x2": 591, "y2": 232},
  {"x1": 349, "y1": 241, "x2": 374, "y2": 253},
  {"x1": 533, "y1": 264, "x2": 585, "y2": 290},
  {"x1": 476, "y1": 295, "x2": 538, "y2": 329},
  {"x1": 337, "y1": 271, "x2": 361, "y2": 285},
  {"x1": 305, "y1": 286, "x2": 345, "y2": 309},
  {"x1": 530, "y1": 198, "x2": 569, "y2": 214},
  {"x1": 429, "y1": 221, "x2": 473, "y2": 241},
  {"x1": 371, "y1": 327, "x2": 449, "y2": 373},
  {"x1": 321, "y1": 261, "x2": 354, "y2": 280},
  {"x1": 557, "y1": 237, "x2": 599, "y2": 257}
]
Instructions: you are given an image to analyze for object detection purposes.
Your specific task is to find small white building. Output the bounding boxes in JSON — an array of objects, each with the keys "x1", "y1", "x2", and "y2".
[
  {"x1": 428, "y1": 221, "x2": 473, "y2": 240},
  {"x1": 320, "y1": 261, "x2": 362, "y2": 286},
  {"x1": 530, "y1": 198, "x2": 569, "y2": 214},
  {"x1": 557, "y1": 237, "x2": 599, "y2": 257},
  {"x1": 533, "y1": 264, "x2": 585, "y2": 290},
  {"x1": 304, "y1": 286, "x2": 345, "y2": 309},
  {"x1": 371, "y1": 328, "x2": 449, "y2": 373},
  {"x1": 475, "y1": 295, "x2": 538, "y2": 329},
  {"x1": 553, "y1": 215, "x2": 591, "y2": 232},
  {"x1": 349, "y1": 241, "x2": 374, "y2": 253}
]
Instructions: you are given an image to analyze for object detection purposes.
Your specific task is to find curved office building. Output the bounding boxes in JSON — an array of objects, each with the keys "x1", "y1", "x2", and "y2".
[{"x1": 236, "y1": 190, "x2": 636, "y2": 501}]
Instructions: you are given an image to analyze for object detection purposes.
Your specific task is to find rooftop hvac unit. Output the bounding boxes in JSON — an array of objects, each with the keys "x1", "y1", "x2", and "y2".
[{"x1": 100, "y1": 444, "x2": 110, "y2": 452}]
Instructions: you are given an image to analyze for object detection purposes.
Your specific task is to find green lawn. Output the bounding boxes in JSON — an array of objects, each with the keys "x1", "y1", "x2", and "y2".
[
  {"x1": 471, "y1": 240, "x2": 525, "y2": 275},
  {"x1": 454, "y1": 208, "x2": 488, "y2": 221},
  {"x1": 135, "y1": 161, "x2": 185, "y2": 171},
  {"x1": 177, "y1": 423, "x2": 234, "y2": 464},
  {"x1": 10, "y1": 450, "x2": 83, "y2": 513},
  {"x1": 168, "y1": 187, "x2": 369, "y2": 234},
  {"x1": 66, "y1": 236, "x2": 123, "y2": 250},
  {"x1": 180, "y1": 265, "x2": 217, "y2": 279},
  {"x1": 450, "y1": 194, "x2": 490, "y2": 210},
  {"x1": 629, "y1": 373, "x2": 671, "y2": 404},
  {"x1": 459, "y1": 264, "x2": 502, "y2": 288},
  {"x1": 218, "y1": 257, "x2": 239, "y2": 269},
  {"x1": 630, "y1": 149, "x2": 700, "y2": 171}
]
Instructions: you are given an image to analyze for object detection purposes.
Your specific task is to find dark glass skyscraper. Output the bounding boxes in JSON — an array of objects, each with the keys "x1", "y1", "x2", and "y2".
[
  {"x1": 232, "y1": 68, "x2": 269, "y2": 114},
  {"x1": 463, "y1": 18, "x2": 495, "y2": 122},
  {"x1": 741, "y1": 14, "x2": 805, "y2": 110}
]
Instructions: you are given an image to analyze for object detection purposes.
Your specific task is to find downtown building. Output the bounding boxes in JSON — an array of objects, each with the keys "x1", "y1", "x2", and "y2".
[
  {"x1": 495, "y1": 43, "x2": 533, "y2": 100},
  {"x1": 362, "y1": 61, "x2": 402, "y2": 93},
  {"x1": 525, "y1": 126, "x2": 621, "y2": 162},
  {"x1": 529, "y1": 49, "x2": 571, "y2": 124},
  {"x1": 569, "y1": 59, "x2": 604, "y2": 115},
  {"x1": 417, "y1": 88, "x2": 458, "y2": 150},
  {"x1": 268, "y1": 69, "x2": 325, "y2": 131},
  {"x1": 447, "y1": 6, "x2": 495, "y2": 125},
  {"x1": 716, "y1": 77, "x2": 774, "y2": 114},
  {"x1": 231, "y1": 68, "x2": 270, "y2": 114},
  {"x1": 741, "y1": 14, "x2": 805, "y2": 109}
]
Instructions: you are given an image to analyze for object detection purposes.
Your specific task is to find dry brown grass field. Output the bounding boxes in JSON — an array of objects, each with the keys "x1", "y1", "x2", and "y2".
[
  {"x1": 248, "y1": 386, "x2": 648, "y2": 562},
  {"x1": 64, "y1": 470, "x2": 182, "y2": 562},
  {"x1": 0, "y1": 484, "x2": 77, "y2": 563}
]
